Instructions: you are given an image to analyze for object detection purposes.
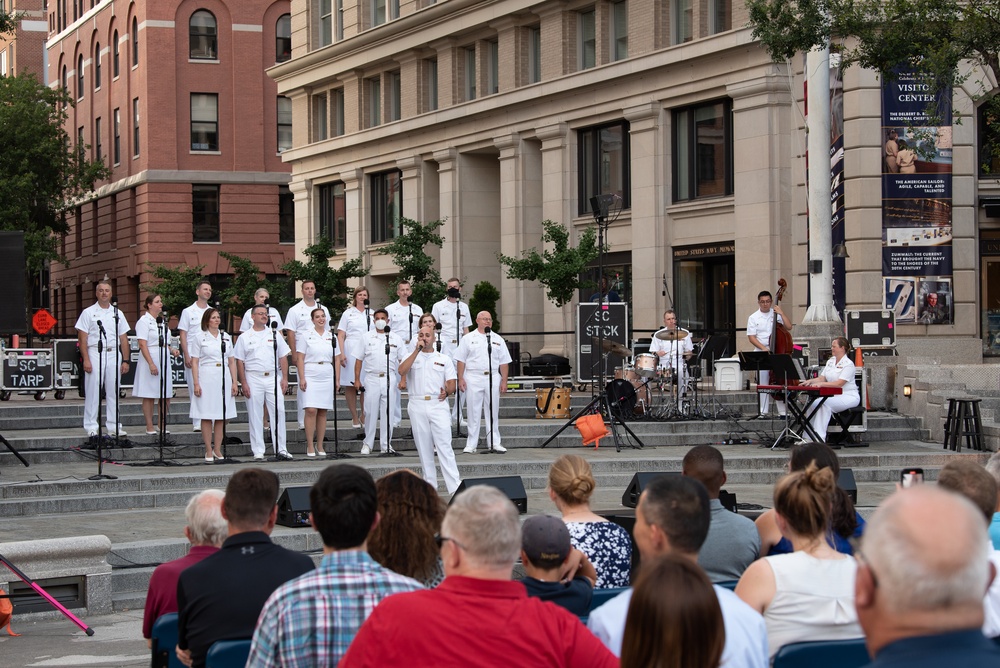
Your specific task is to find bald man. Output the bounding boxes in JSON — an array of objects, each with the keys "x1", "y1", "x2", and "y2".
[{"x1": 454, "y1": 312, "x2": 511, "y2": 454}]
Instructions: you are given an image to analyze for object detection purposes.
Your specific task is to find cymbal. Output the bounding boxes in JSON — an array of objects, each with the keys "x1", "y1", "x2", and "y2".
[
  {"x1": 592, "y1": 337, "x2": 632, "y2": 358},
  {"x1": 654, "y1": 328, "x2": 688, "y2": 342}
]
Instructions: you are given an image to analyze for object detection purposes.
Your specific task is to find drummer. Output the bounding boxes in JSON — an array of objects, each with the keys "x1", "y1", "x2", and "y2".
[{"x1": 649, "y1": 309, "x2": 694, "y2": 392}]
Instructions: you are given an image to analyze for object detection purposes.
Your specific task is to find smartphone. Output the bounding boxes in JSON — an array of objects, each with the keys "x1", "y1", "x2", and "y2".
[{"x1": 900, "y1": 468, "x2": 924, "y2": 488}]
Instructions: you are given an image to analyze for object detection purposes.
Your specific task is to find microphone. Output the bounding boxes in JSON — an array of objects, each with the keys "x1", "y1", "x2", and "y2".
[
  {"x1": 485, "y1": 326, "x2": 492, "y2": 352},
  {"x1": 363, "y1": 299, "x2": 370, "y2": 307},
  {"x1": 435, "y1": 322, "x2": 442, "y2": 352},
  {"x1": 384, "y1": 325, "x2": 391, "y2": 334},
  {"x1": 156, "y1": 315, "x2": 164, "y2": 326},
  {"x1": 97, "y1": 320, "x2": 106, "y2": 335},
  {"x1": 270, "y1": 321, "x2": 278, "y2": 330}
]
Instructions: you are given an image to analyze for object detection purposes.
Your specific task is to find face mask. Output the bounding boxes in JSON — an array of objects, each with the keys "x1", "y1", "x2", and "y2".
[{"x1": 375, "y1": 319, "x2": 387, "y2": 331}]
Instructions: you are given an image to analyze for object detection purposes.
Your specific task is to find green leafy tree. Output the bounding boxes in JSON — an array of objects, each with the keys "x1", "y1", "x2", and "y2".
[
  {"x1": 377, "y1": 218, "x2": 448, "y2": 309},
  {"x1": 468, "y1": 281, "x2": 502, "y2": 332},
  {"x1": 745, "y1": 0, "x2": 1000, "y2": 170},
  {"x1": 214, "y1": 251, "x2": 293, "y2": 326},
  {"x1": 497, "y1": 220, "x2": 600, "y2": 307},
  {"x1": 281, "y1": 236, "x2": 369, "y2": 316},
  {"x1": 142, "y1": 263, "x2": 207, "y2": 318},
  {"x1": 0, "y1": 10, "x2": 15, "y2": 37}
]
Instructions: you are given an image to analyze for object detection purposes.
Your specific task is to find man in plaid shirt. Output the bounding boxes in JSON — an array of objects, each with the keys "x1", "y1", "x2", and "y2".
[{"x1": 247, "y1": 465, "x2": 423, "y2": 667}]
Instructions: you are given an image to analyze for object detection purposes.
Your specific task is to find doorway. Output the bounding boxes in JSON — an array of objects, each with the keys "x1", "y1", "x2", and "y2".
[{"x1": 673, "y1": 244, "x2": 736, "y2": 357}]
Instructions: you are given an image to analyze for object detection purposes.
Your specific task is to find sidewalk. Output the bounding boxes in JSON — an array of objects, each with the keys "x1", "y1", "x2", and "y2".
[{"x1": 0, "y1": 609, "x2": 148, "y2": 667}]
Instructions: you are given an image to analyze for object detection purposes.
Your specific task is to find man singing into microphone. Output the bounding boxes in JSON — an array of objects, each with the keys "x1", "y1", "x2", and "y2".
[
  {"x1": 454, "y1": 311, "x2": 511, "y2": 454},
  {"x1": 75, "y1": 280, "x2": 131, "y2": 436},
  {"x1": 354, "y1": 309, "x2": 404, "y2": 455}
]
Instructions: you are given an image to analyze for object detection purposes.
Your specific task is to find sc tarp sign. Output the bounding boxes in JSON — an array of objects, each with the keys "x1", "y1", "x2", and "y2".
[
  {"x1": 3, "y1": 349, "x2": 54, "y2": 391},
  {"x1": 577, "y1": 302, "x2": 629, "y2": 384}
]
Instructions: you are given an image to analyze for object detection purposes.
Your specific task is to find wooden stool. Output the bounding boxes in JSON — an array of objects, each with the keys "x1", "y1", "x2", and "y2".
[{"x1": 943, "y1": 397, "x2": 983, "y2": 452}]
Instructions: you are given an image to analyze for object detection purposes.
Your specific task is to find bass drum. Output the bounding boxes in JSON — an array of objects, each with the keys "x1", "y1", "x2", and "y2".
[{"x1": 606, "y1": 379, "x2": 636, "y2": 418}]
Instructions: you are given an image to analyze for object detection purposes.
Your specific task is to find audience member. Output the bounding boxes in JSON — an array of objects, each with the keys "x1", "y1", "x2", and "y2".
[
  {"x1": 247, "y1": 465, "x2": 423, "y2": 666},
  {"x1": 756, "y1": 442, "x2": 863, "y2": 555},
  {"x1": 587, "y1": 475, "x2": 768, "y2": 668},
  {"x1": 981, "y1": 453, "x2": 1000, "y2": 549},
  {"x1": 367, "y1": 469, "x2": 448, "y2": 587},
  {"x1": 341, "y1": 485, "x2": 618, "y2": 667},
  {"x1": 620, "y1": 554, "x2": 725, "y2": 668},
  {"x1": 548, "y1": 454, "x2": 632, "y2": 588},
  {"x1": 855, "y1": 486, "x2": 1000, "y2": 665},
  {"x1": 682, "y1": 445, "x2": 760, "y2": 581},
  {"x1": 142, "y1": 490, "x2": 226, "y2": 646},
  {"x1": 176, "y1": 470, "x2": 314, "y2": 668},
  {"x1": 736, "y1": 464, "x2": 862, "y2": 658},
  {"x1": 518, "y1": 514, "x2": 596, "y2": 616}
]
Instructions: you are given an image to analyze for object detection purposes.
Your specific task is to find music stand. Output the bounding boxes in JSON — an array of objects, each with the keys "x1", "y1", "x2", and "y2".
[
  {"x1": 739, "y1": 351, "x2": 770, "y2": 419},
  {"x1": 762, "y1": 353, "x2": 804, "y2": 449}
]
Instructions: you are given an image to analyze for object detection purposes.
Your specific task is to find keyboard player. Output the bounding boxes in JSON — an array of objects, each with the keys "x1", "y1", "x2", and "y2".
[{"x1": 799, "y1": 337, "x2": 860, "y2": 442}]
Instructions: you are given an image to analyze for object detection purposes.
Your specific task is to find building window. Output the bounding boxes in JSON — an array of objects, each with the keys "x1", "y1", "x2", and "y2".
[
  {"x1": 370, "y1": 171, "x2": 402, "y2": 243},
  {"x1": 61, "y1": 65, "x2": 68, "y2": 95},
  {"x1": 367, "y1": 76, "x2": 381, "y2": 127},
  {"x1": 527, "y1": 26, "x2": 541, "y2": 84},
  {"x1": 77, "y1": 127, "x2": 84, "y2": 158},
  {"x1": 95, "y1": 117, "x2": 103, "y2": 161},
  {"x1": 190, "y1": 10, "x2": 218, "y2": 60},
  {"x1": 77, "y1": 54, "x2": 84, "y2": 99},
  {"x1": 387, "y1": 71, "x2": 401, "y2": 122},
  {"x1": 332, "y1": 88, "x2": 345, "y2": 136},
  {"x1": 425, "y1": 59, "x2": 438, "y2": 112},
  {"x1": 277, "y1": 96, "x2": 292, "y2": 152},
  {"x1": 372, "y1": 0, "x2": 386, "y2": 26},
  {"x1": 113, "y1": 31, "x2": 120, "y2": 77},
  {"x1": 191, "y1": 93, "x2": 219, "y2": 151},
  {"x1": 709, "y1": 0, "x2": 731, "y2": 34},
  {"x1": 336, "y1": 0, "x2": 344, "y2": 40},
  {"x1": 132, "y1": 98, "x2": 140, "y2": 157},
  {"x1": 464, "y1": 46, "x2": 476, "y2": 101},
  {"x1": 611, "y1": 1, "x2": 628, "y2": 61},
  {"x1": 578, "y1": 120, "x2": 631, "y2": 215},
  {"x1": 979, "y1": 102, "x2": 1000, "y2": 176},
  {"x1": 487, "y1": 41, "x2": 499, "y2": 95},
  {"x1": 673, "y1": 99, "x2": 733, "y2": 201},
  {"x1": 113, "y1": 108, "x2": 121, "y2": 165},
  {"x1": 312, "y1": 92, "x2": 328, "y2": 142},
  {"x1": 318, "y1": 0, "x2": 332, "y2": 47},
  {"x1": 318, "y1": 181, "x2": 346, "y2": 247},
  {"x1": 131, "y1": 16, "x2": 138, "y2": 67},
  {"x1": 673, "y1": 0, "x2": 693, "y2": 44},
  {"x1": 192, "y1": 184, "x2": 221, "y2": 242},
  {"x1": 579, "y1": 9, "x2": 596, "y2": 70},
  {"x1": 279, "y1": 186, "x2": 294, "y2": 243},
  {"x1": 276, "y1": 14, "x2": 291, "y2": 61},
  {"x1": 94, "y1": 43, "x2": 101, "y2": 88}
]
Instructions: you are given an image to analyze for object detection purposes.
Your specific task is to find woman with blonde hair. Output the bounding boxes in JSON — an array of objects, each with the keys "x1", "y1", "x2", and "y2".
[{"x1": 548, "y1": 454, "x2": 632, "y2": 588}]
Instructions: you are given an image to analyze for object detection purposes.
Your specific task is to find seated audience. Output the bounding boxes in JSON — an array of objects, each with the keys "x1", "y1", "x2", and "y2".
[
  {"x1": 548, "y1": 454, "x2": 632, "y2": 587},
  {"x1": 341, "y1": 485, "x2": 618, "y2": 667},
  {"x1": 142, "y1": 490, "x2": 226, "y2": 647},
  {"x1": 367, "y1": 469, "x2": 447, "y2": 588},
  {"x1": 756, "y1": 442, "x2": 864, "y2": 555},
  {"x1": 934, "y1": 458, "x2": 1000, "y2": 639},
  {"x1": 985, "y1": 453, "x2": 1000, "y2": 550},
  {"x1": 587, "y1": 475, "x2": 768, "y2": 668},
  {"x1": 620, "y1": 554, "x2": 725, "y2": 668},
  {"x1": 518, "y1": 514, "x2": 596, "y2": 616},
  {"x1": 736, "y1": 463, "x2": 862, "y2": 658},
  {"x1": 247, "y1": 464, "x2": 423, "y2": 666},
  {"x1": 683, "y1": 444, "x2": 760, "y2": 581},
  {"x1": 176, "y1": 470, "x2": 314, "y2": 668},
  {"x1": 855, "y1": 486, "x2": 1000, "y2": 665}
]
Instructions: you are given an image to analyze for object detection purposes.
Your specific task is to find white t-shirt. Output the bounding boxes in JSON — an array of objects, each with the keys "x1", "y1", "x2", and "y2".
[
  {"x1": 384, "y1": 300, "x2": 423, "y2": 343},
  {"x1": 747, "y1": 309, "x2": 783, "y2": 349},
  {"x1": 75, "y1": 303, "x2": 130, "y2": 351}
]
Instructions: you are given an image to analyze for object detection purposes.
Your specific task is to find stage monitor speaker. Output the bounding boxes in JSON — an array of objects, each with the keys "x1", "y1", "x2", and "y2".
[
  {"x1": 621, "y1": 471, "x2": 680, "y2": 508},
  {"x1": 719, "y1": 489, "x2": 737, "y2": 513},
  {"x1": 276, "y1": 486, "x2": 311, "y2": 528},
  {"x1": 0, "y1": 232, "x2": 26, "y2": 335},
  {"x1": 451, "y1": 476, "x2": 527, "y2": 514},
  {"x1": 838, "y1": 468, "x2": 858, "y2": 505}
]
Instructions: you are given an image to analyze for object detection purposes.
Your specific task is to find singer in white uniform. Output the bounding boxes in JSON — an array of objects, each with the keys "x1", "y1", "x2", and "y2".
[
  {"x1": 133, "y1": 294, "x2": 177, "y2": 434},
  {"x1": 399, "y1": 325, "x2": 460, "y2": 493},
  {"x1": 284, "y1": 280, "x2": 329, "y2": 429},
  {"x1": 178, "y1": 280, "x2": 213, "y2": 430},
  {"x1": 800, "y1": 337, "x2": 860, "y2": 442},
  {"x1": 649, "y1": 309, "x2": 694, "y2": 393},
  {"x1": 234, "y1": 305, "x2": 291, "y2": 461},
  {"x1": 337, "y1": 286, "x2": 373, "y2": 428},
  {"x1": 431, "y1": 278, "x2": 472, "y2": 423},
  {"x1": 75, "y1": 280, "x2": 131, "y2": 436},
  {"x1": 188, "y1": 308, "x2": 239, "y2": 462},
  {"x1": 239, "y1": 288, "x2": 284, "y2": 332},
  {"x1": 455, "y1": 312, "x2": 511, "y2": 454},
  {"x1": 354, "y1": 309, "x2": 405, "y2": 455},
  {"x1": 296, "y1": 309, "x2": 340, "y2": 457},
  {"x1": 747, "y1": 289, "x2": 792, "y2": 416},
  {"x1": 385, "y1": 280, "x2": 423, "y2": 429}
]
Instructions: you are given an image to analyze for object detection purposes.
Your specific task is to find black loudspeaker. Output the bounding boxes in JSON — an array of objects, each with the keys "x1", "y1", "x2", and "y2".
[
  {"x1": 621, "y1": 471, "x2": 680, "y2": 508},
  {"x1": 451, "y1": 476, "x2": 527, "y2": 514},
  {"x1": 838, "y1": 468, "x2": 858, "y2": 504},
  {"x1": 0, "y1": 232, "x2": 26, "y2": 335},
  {"x1": 276, "y1": 486, "x2": 311, "y2": 528},
  {"x1": 719, "y1": 489, "x2": 737, "y2": 513}
]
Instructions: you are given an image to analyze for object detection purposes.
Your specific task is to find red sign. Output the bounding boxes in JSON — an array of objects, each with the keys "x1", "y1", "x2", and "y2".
[{"x1": 32, "y1": 309, "x2": 57, "y2": 335}]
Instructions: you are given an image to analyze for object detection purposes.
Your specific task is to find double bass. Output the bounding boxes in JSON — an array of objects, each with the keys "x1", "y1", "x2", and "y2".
[{"x1": 769, "y1": 278, "x2": 798, "y2": 387}]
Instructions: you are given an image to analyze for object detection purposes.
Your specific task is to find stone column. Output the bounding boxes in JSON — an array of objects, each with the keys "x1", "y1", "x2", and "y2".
[
  {"x1": 341, "y1": 168, "x2": 365, "y2": 262},
  {"x1": 433, "y1": 148, "x2": 461, "y2": 281},
  {"x1": 536, "y1": 122, "x2": 574, "y2": 357}
]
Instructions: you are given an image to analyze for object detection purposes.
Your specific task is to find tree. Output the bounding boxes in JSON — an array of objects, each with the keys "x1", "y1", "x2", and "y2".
[
  {"x1": 468, "y1": 281, "x2": 501, "y2": 332},
  {"x1": 377, "y1": 218, "x2": 448, "y2": 309},
  {"x1": 497, "y1": 220, "x2": 600, "y2": 307},
  {"x1": 0, "y1": 10, "x2": 14, "y2": 37},
  {"x1": 281, "y1": 236, "x2": 369, "y2": 315},
  {"x1": 745, "y1": 0, "x2": 1000, "y2": 169},
  {"x1": 142, "y1": 263, "x2": 207, "y2": 318}
]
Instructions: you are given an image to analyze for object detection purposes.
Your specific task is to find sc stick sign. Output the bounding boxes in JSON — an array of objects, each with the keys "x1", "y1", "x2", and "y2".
[{"x1": 577, "y1": 302, "x2": 629, "y2": 384}]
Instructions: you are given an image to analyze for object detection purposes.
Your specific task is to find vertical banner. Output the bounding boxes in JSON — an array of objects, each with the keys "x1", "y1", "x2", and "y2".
[{"x1": 881, "y1": 70, "x2": 953, "y2": 324}]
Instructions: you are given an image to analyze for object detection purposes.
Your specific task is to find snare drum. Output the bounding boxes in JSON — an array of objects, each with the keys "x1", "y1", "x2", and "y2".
[{"x1": 634, "y1": 353, "x2": 658, "y2": 378}]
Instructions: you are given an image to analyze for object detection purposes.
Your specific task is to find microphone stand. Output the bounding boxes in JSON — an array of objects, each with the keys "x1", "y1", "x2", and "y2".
[
  {"x1": 89, "y1": 319, "x2": 117, "y2": 480},
  {"x1": 270, "y1": 320, "x2": 280, "y2": 459},
  {"x1": 485, "y1": 327, "x2": 498, "y2": 454},
  {"x1": 111, "y1": 299, "x2": 132, "y2": 449},
  {"x1": 151, "y1": 314, "x2": 179, "y2": 465},
  {"x1": 380, "y1": 326, "x2": 400, "y2": 457},
  {"x1": 215, "y1": 316, "x2": 239, "y2": 464},
  {"x1": 453, "y1": 296, "x2": 465, "y2": 438},
  {"x1": 328, "y1": 329, "x2": 348, "y2": 459}
]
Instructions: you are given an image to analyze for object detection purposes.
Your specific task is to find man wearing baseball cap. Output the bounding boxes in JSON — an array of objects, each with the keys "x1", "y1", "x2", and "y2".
[{"x1": 518, "y1": 514, "x2": 597, "y2": 617}]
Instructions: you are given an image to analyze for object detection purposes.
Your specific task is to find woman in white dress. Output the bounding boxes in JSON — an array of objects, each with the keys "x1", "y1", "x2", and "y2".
[
  {"x1": 133, "y1": 294, "x2": 178, "y2": 434},
  {"x1": 296, "y1": 308, "x2": 339, "y2": 457},
  {"x1": 189, "y1": 308, "x2": 239, "y2": 462},
  {"x1": 337, "y1": 286, "x2": 372, "y2": 428}
]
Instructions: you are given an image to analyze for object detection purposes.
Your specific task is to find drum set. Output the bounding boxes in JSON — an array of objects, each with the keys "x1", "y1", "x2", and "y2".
[{"x1": 604, "y1": 329, "x2": 704, "y2": 420}]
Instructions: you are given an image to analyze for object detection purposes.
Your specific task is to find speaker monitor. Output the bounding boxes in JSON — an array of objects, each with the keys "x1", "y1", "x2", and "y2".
[
  {"x1": 451, "y1": 476, "x2": 527, "y2": 514},
  {"x1": 276, "y1": 486, "x2": 311, "y2": 528},
  {"x1": 621, "y1": 471, "x2": 681, "y2": 509},
  {"x1": 838, "y1": 468, "x2": 858, "y2": 505},
  {"x1": 0, "y1": 232, "x2": 26, "y2": 335}
]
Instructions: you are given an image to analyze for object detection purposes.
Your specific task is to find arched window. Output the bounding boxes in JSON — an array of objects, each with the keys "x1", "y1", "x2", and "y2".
[
  {"x1": 61, "y1": 65, "x2": 68, "y2": 95},
  {"x1": 131, "y1": 17, "x2": 139, "y2": 67},
  {"x1": 276, "y1": 14, "x2": 291, "y2": 62},
  {"x1": 189, "y1": 11, "x2": 218, "y2": 60},
  {"x1": 77, "y1": 54, "x2": 84, "y2": 99},
  {"x1": 94, "y1": 42, "x2": 102, "y2": 88},
  {"x1": 113, "y1": 30, "x2": 120, "y2": 77}
]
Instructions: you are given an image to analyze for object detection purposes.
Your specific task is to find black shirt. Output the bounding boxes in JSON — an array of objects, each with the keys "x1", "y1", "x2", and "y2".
[{"x1": 519, "y1": 576, "x2": 593, "y2": 617}]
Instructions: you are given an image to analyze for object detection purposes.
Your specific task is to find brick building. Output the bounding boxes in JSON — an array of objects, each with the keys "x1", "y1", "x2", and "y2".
[
  {"x1": 46, "y1": 0, "x2": 293, "y2": 334},
  {"x1": 1, "y1": 0, "x2": 47, "y2": 78}
]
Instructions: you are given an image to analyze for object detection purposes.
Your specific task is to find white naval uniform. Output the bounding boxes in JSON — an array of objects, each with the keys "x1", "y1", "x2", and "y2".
[
  {"x1": 747, "y1": 308, "x2": 785, "y2": 415},
  {"x1": 284, "y1": 300, "x2": 330, "y2": 427},
  {"x1": 649, "y1": 327, "x2": 694, "y2": 393},
  {"x1": 239, "y1": 307, "x2": 284, "y2": 333},
  {"x1": 807, "y1": 356, "x2": 860, "y2": 442},
  {"x1": 188, "y1": 330, "x2": 238, "y2": 422},
  {"x1": 179, "y1": 302, "x2": 211, "y2": 426},
  {"x1": 336, "y1": 306, "x2": 373, "y2": 386},
  {"x1": 358, "y1": 330, "x2": 405, "y2": 452},
  {"x1": 132, "y1": 312, "x2": 173, "y2": 399},
  {"x1": 296, "y1": 328, "x2": 338, "y2": 410},
  {"x1": 431, "y1": 298, "x2": 472, "y2": 421},
  {"x1": 75, "y1": 303, "x2": 130, "y2": 433},
  {"x1": 454, "y1": 330, "x2": 511, "y2": 452},
  {"x1": 233, "y1": 327, "x2": 290, "y2": 457},
  {"x1": 405, "y1": 351, "x2": 460, "y2": 494},
  {"x1": 385, "y1": 300, "x2": 423, "y2": 428}
]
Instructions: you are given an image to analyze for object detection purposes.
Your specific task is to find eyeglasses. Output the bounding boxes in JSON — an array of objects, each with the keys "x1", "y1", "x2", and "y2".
[
  {"x1": 848, "y1": 536, "x2": 879, "y2": 588},
  {"x1": 434, "y1": 534, "x2": 466, "y2": 551},
  {"x1": 758, "y1": 299, "x2": 772, "y2": 305}
]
